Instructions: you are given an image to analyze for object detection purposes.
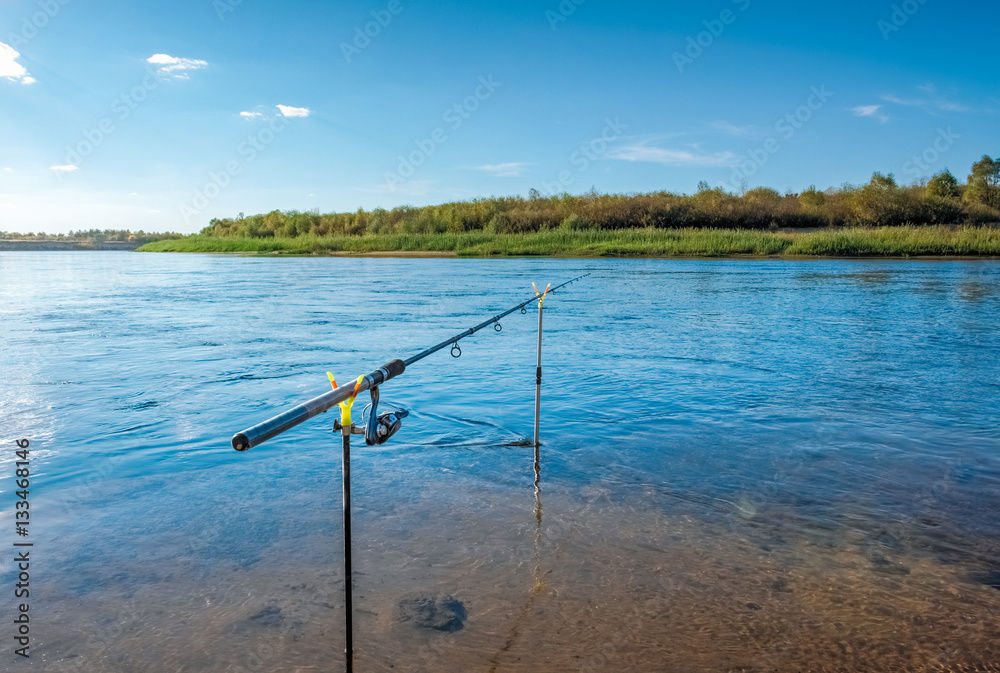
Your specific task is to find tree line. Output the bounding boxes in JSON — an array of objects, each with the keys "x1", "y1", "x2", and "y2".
[
  {"x1": 202, "y1": 156, "x2": 1000, "y2": 239},
  {"x1": 0, "y1": 229, "x2": 182, "y2": 244}
]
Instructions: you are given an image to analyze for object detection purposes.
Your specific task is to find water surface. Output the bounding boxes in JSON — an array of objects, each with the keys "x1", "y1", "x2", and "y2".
[{"x1": 1, "y1": 253, "x2": 999, "y2": 672}]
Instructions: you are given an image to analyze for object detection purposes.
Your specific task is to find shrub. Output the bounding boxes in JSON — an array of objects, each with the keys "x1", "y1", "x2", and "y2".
[
  {"x1": 926, "y1": 170, "x2": 961, "y2": 200},
  {"x1": 560, "y1": 214, "x2": 589, "y2": 230}
]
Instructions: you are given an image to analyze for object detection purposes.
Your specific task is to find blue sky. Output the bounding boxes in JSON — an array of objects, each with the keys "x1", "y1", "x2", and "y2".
[{"x1": 1, "y1": 0, "x2": 998, "y2": 234}]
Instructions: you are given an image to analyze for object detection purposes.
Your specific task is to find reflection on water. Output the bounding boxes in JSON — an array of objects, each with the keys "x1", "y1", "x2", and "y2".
[{"x1": 1, "y1": 253, "x2": 1000, "y2": 671}]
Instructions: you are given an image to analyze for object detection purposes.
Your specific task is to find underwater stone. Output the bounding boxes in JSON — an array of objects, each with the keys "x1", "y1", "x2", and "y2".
[
  {"x1": 248, "y1": 605, "x2": 284, "y2": 626},
  {"x1": 869, "y1": 552, "x2": 910, "y2": 576},
  {"x1": 970, "y1": 570, "x2": 1000, "y2": 591},
  {"x1": 398, "y1": 594, "x2": 467, "y2": 632}
]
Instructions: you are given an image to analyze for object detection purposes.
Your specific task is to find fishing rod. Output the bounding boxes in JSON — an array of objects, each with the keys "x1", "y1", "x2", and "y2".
[
  {"x1": 230, "y1": 272, "x2": 589, "y2": 673},
  {"x1": 231, "y1": 272, "x2": 589, "y2": 452}
]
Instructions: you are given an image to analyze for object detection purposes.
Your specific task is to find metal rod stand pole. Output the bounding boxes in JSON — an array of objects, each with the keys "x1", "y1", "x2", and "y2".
[
  {"x1": 533, "y1": 297, "x2": 543, "y2": 448},
  {"x1": 342, "y1": 428, "x2": 354, "y2": 673}
]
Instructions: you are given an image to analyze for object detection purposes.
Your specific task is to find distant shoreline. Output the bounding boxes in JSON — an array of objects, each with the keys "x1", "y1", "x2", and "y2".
[
  {"x1": 136, "y1": 226, "x2": 1000, "y2": 259},
  {"x1": 0, "y1": 239, "x2": 140, "y2": 251}
]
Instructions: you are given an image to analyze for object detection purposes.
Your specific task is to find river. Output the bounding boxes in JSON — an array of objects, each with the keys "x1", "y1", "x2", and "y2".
[{"x1": 1, "y1": 252, "x2": 998, "y2": 671}]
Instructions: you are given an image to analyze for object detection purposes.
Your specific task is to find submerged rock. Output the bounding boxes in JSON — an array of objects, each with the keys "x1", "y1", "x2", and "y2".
[
  {"x1": 970, "y1": 570, "x2": 1000, "y2": 591},
  {"x1": 398, "y1": 594, "x2": 467, "y2": 632},
  {"x1": 868, "y1": 551, "x2": 910, "y2": 576},
  {"x1": 248, "y1": 605, "x2": 284, "y2": 626}
]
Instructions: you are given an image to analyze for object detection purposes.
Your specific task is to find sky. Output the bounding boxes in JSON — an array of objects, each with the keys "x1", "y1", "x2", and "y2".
[{"x1": 1, "y1": 0, "x2": 998, "y2": 234}]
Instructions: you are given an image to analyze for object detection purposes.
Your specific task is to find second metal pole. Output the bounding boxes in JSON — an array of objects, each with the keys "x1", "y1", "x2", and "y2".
[
  {"x1": 533, "y1": 296, "x2": 543, "y2": 448},
  {"x1": 342, "y1": 429, "x2": 354, "y2": 673}
]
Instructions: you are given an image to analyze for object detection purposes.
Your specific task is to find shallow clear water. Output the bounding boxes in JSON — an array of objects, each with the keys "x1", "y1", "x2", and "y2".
[{"x1": 1, "y1": 252, "x2": 999, "y2": 672}]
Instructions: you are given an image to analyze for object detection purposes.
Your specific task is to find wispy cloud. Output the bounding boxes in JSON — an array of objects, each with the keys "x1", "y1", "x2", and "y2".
[
  {"x1": 276, "y1": 104, "x2": 311, "y2": 118},
  {"x1": 880, "y1": 87, "x2": 969, "y2": 114},
  {"x1": 470, "y1": 162, "x2": 529, "y2": 177},
  {"x1": 49, "y1": 165, "x2": 79, "y2": 173},
  {"x1": 708, "y1": 120, "x2": 754, "y2": 136},
  {"x1": 851, "y1": 105, "x2": 890, "y2": 122},
  {"x1": 608, "y1": 136, "x2": 736, "y2": 167},
  {"x1": 239, "y1": 111, "x2": 263, "y2": 119},
  {"x1": 146, "y1": 54, "x2": 208, "y2": 79},
  {"x1": 1, "y1": 41, "x2": 35, "y2": 84}
]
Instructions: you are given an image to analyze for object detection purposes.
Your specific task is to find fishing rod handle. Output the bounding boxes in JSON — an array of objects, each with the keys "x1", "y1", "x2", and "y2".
[{"x1": 231, "y1": 359, "x2": 406, "y2": 451}]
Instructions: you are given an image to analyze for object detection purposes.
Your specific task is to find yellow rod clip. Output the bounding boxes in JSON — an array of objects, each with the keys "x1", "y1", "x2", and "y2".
[
  {"x1": 532, "y1": 282, "x2": 551, "y2": 308},
  {"x1": 328, "y1": 373, "x2": 364, "y2": 427}
]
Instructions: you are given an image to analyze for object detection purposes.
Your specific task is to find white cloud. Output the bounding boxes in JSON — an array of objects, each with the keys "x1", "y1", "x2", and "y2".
[
  {"x1": 240, "y1": 111, "x2": 263, "y2": 119},
  {"x1": 146, "y1": 53, "x2": 208, "y2": 79},
  {"x1": 0, "y1": 41, "x2": 34, "y2": 84},
  {"x1": 851, "y1": 105, "x2": 890, "y2": 122},
  {"x1": 708, "y1": 120, "x2": 754, "y2": 136},
  {"x1": 472, "y1": 162, "x2": 529, "y2": 177},
  {"x1": 852, "y1": 105, "x2": 878, "y2": 116},
  {"x1": 608, "y1": 137, "x2": 736, "y2": 167},
  {"x1": 3, "y1": 167, "x2": 12, "y2": 172},
  {"x1": 276, "y1": 104, "x2": 311, "y2": 117},
  {"x1": 881, "y1": 88, "x2": 969, "y2": 114},
  {"x1": 49, "y1": 165, "x2": 79, "y2": 172},
  {"x1": 881, "y1": 95, "x2": 922, "y2": 107}
]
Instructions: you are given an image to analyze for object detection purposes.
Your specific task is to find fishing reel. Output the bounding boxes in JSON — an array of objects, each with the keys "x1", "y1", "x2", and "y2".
[{"x1": 362, "y1": 385, "x2": 408, "y2": 446}]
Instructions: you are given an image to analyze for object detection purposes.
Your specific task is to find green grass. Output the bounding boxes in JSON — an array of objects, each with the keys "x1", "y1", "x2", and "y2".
[
  {"x1": 137, "y1": 226, "x2": 1000, "y2": 258},
  {"x1": 784, "y1": 225, "x2": 1000, "y2": 256},
  {"x1": 138, "y1": 229, "x2": 790, "y2": 256},
  {"x1": 139, "y1": 232, "x2": 477, "y2": 254}
]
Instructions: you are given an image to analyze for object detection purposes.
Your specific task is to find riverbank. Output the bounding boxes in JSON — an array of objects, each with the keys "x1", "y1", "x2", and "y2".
[
  {"x1": 0, "y1": 239, "x2": 140, "y2": 251},
  {"x1": 137, "y1": 226, "x2": 1000, "y2": 258}
]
